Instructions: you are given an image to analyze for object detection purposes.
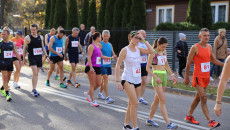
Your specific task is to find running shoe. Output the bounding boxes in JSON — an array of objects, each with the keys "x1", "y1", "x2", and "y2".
[
  {"x1": 146, "y1": 119, "x2": 159, "y2": 127},
  {"x1": 97, "y1": 93, "x2": 106, "y2": 100},
  {"x1": 122, "y1": 124, "x2": 132, "y2": 130},
  {"x1": 105, "y1": 96, "x2": 115, "y2": 104},
  {"x1": 91, "y1": 100, "x2": 99, "y2": 107},
  {"x1": 210, "y1": 77, "x2": 214, "y2": 81},
  {"x1": 31, "y1": 89, "x2": 39, "y2": 97},
  {"x1": 133, "y1": 127, "x2": 139, "y2": 130},
  {"x1": 74, "y1": 83, "x2": 80, "y2": 88},
  {"x1": 84, "y1": 92, "x2": 91, "y2": 102},
  {"x1": 209, "y1": 120, "x2": 220, "y2": 129},
  {"x1": 13, "y1": 82, "x2": 20, "y2": 89},
  {"x1": 67, "y1": 80, "x2": 73, "y2": 86},
  {"x1": 59, "y1": 83, "x2": 67, "y2": 88},
  {"x1": 54, "y1": 75, "x2": 60, "y2": 80},
  {"x1": 6, "y1": 93, "x2": 12, "y2": 101},
  {"x1": 40, "y1": 67, "x2": 44, "y2": 72},
  {"x1": 178, "y1": 75, "x2": 184, "y2": 79},
  {"x1": 185, "y1": 114, "x2": 199, "y2": 125},
  {"x1": 139, "y1": 98, "x2": 148, "y2": 105},
  {"x1": 63, "y1": 77, "x2": 67, "y2": 81},
  {"x1": 0, "y1": 89, "x2": 6, "y2": 96},
  {"x1": 46, "y1": 80, "x2": 50, "y2": 86},
  {"x1": 167, "y1": 122, "x2": 178, "y2": 130}
]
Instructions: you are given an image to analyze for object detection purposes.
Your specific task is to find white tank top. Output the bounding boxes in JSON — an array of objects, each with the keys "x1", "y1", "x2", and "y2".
[{"x1": 121, "y1": 46, "x2": 141, "y2": 84}]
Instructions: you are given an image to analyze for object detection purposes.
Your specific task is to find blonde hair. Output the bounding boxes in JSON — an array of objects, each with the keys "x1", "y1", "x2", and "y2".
[
  {"x1": 50, "y1": 28, "x2": 56, "y2": 32},
  {"x1": 218, "y1": 28, "x2": 226, "y2": 34}
]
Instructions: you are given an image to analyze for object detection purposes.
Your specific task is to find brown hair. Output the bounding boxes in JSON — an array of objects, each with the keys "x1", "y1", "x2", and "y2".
[{"x1": 153, "y1": 37, "x2": 168, "y2": 49}]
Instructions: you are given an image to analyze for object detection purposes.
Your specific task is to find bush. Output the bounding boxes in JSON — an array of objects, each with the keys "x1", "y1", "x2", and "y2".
[
  {"x1": 154, "y1": 22, "x2": 200, "y2": 31},
  {"x1": 211, "y1": 22, "x2": 230, "y2": 30}
]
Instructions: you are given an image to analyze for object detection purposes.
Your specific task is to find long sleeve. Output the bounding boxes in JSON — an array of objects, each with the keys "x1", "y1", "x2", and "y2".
[{"x1": 213, "y1": 37, "x2": 218, "y2": 58}]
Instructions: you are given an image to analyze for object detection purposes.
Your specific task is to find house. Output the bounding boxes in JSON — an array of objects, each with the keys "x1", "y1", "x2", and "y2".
[{"x1": 145, "y1": 0, "x2": 229, "y2": 30}]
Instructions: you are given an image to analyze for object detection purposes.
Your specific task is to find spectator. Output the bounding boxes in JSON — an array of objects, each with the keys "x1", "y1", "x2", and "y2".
[
  {"x1": 79, "y1": 24, "x2": 87, "y2": 62},
  {"x1": 83, "y1": 26, "x2": 95, "y2": 63}
]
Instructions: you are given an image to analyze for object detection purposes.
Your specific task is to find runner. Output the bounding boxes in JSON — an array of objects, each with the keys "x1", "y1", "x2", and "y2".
[
  {"x1": 0, "y1": 29, "x2": 22, "y2": 101},
  {"x1": 115, "y1": 31, "x2": 154, "y2": 130},
  {"x1": 84, "y1": 32, "x2": 113, "y2": 107},
  {"x1": 146, "y1": 37, "x2": 178, "y2": 129},
  {"x1": 184, "y1": 28, "x2": 224, "y2": 129},
  {"x1": 46, "y1": 30, "x2": 67, "y2": 88},
  {"x1": 64, "y1": 27, "x2": 83, "y2": 87},
  {"x1": 41, "y1": 28, "x2": 56, "y2": 72},
  {"x1": 137, "y1": 30, "x2": 149, "y2": 105},
  {"x1": 11, "y1": 30, "x2": 24, "y2": 88},
  {"x1": 97, "y1": 30, "x2": 117, "y2": 104},
  {"x1": 23, "y1": 24, "x2": 49, "y2": 97}
]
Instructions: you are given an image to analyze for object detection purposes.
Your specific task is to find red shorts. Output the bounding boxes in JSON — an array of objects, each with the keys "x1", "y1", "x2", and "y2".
[{"x1": 192, "y1": 77, "x2": 210, "y2": 88}]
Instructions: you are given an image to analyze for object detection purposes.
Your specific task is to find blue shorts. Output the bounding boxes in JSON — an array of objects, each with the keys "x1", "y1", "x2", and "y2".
[{"x1": 100, "y1": 66, "x2": 112, "y2": 75}]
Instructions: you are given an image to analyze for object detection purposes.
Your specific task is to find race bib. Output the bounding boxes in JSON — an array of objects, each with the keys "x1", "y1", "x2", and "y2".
[
  {"x1": 132, "y1": 66, "x2": 141, "y2": 77},
  {"x1": 157, "y1": 56, "x2": 167, "y2": 65},
  {"x1": 103, "y1": 59, "x2": 111, "y2": 65},
  {"x1": 96, "y1": 57, "x2": 101, "y2": 64},
  {"x1": 4, "y1": 51, "x2": 13, "y2": 58},
  {"x1": 33, "y1": 48, "x2": 42, "y2": 55},
  {"x1": 201, "y1": 62, "x2": 210, "y2": 72},
  {"x1": 141, "y1": 55, "x2": 147, "y2": 63},
  {"x1": 71, "y1": 41, "x2": 78, "y2": 47},
  {"x1": 17, "y1": 49, "x2": 23, "y2": 55},
  {"x1": 56, "y1": 47, "x2": 62, "y2": 53}
]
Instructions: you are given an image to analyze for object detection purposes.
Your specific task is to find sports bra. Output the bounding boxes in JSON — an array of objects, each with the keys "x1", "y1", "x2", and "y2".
[{"x1": 152, "y1": 49, "x2": 166, "y2": 65}]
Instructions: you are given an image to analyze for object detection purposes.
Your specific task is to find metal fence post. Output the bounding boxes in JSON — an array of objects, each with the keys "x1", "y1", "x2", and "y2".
[{"x1": 172, "y1": 31, "x2": 176, "y2": 71}]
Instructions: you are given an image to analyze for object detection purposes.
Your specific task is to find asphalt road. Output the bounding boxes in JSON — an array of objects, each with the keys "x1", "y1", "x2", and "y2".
[{"x1": 0, "y1": 67, "x2": 229, "y2": 130}]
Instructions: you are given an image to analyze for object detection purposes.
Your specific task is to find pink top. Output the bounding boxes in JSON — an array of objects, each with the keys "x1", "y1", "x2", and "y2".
[
  {"x1": 86, "y1": 43, "x2": 101, "y2": 67},
  {"x1": 11, "y1": 38, "x2": 24, "y2": 57}
]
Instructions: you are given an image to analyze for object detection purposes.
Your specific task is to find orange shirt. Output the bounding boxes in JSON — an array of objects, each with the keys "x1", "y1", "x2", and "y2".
[{"x1": 193, "y1": 43, "x2": 210, "y2": 78}]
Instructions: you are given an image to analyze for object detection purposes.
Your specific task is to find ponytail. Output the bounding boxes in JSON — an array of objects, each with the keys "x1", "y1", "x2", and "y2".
[
  {"x1": 153, "y1": 37, "x2": 168, "y2": 49},
  {"x1": 153, "y1": 39, "x2": 158, "y2": 49}
]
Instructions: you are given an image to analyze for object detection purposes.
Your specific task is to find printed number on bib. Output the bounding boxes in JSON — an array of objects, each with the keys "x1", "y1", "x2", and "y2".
[
  {"x1": 4, "y1": 51, "x2": 13, "y2": 58},
  {"x1": 201, "y1": 62, "x2": 210, "y2": 72},
  {"x1": 132, "y1": 66, "x2": 141, "y2": 77},
  {"x1": 17, "y1": 49, "x2": 23, "y2": 55},
  {"x1": 96, "y1": 57, "x2": 101, "y2": 64},
  {"x1": 157, "y1": 56, "x2": 167, "y2": 65},
  {"x1": 33, "y1": 48, "x2": 42, "y2": 55},
  {"x1": 141, "y1": 55, "x2": 147, "y2": 63},
  {"x1": 103, "y1": 59, "x2": 111, "y2": 65},
  {"x1": 71, "y1": 41, "x2": 78, "y2": 47},
  {"x1": 56, "y1": 47, "x2": 62, "y2": 53}
]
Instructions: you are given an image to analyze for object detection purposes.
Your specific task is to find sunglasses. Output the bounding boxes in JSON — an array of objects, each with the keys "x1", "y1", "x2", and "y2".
[{"x1": 134, "y1": 37, "x2": 142, "y2": 40}]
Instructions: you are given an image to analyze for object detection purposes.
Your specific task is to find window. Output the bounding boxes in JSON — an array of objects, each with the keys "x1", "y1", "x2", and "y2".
[
  {"x1": 156, "y1": 5, "x2": 174, "y2": 25},
  {"x1": 211, "y1": 2, "x2": 228, "y2": 23}
]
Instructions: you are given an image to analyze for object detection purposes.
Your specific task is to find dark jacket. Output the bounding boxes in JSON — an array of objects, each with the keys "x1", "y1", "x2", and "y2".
[
  {"x1": 79, "y1": 30, "x2": 86, "y2": 46},
  {"x1": 175, "y1": 40, "x2": 188, "y2": 58}
]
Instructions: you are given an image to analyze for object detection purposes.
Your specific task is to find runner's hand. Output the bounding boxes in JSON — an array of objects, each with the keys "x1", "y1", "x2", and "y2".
[
  {"x1": 138, "y1": 33, "x2": 145, "y2": 41},
  {"x1": 156, "y1": 77, "x2": 162, "y2": 84},
  {"x1": 184, "y1": 76, "x2": 190, "y2": 85},
  {"x1": 214, "y1": 104, "x2": 222, "y2": 117},
  {"x1": 46, "y1": 57, "x2": 50, "y2": 63},
  {"x1": 23, "y1": 59, "x2": 27, "y2": 65},
  {"x1": 116, "y1": 82, "x2": 123, "y2": 91},
  {"x1": 90, "y1": 67, "x2": 94, "y2": 72},
  {"x1": 58, "y1": 53, "x2": 63, "y2": 58},
  {"x1": 177, "y1": 50, "x2": 181, "y2": 53},
  {"x1": 20, "y1": 60, "x2": 24, "y2": 66},
  {"x1": 64, "y1": 55, "x2": 68, "y2": 61},
  {"x1": 172, "y1": 75, "x2": 177, "y2": 85}
]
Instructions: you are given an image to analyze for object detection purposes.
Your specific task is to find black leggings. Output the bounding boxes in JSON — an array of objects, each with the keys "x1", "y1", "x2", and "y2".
[{"x1": 178, "y1": 56, "x2": 186, "y2": 76}]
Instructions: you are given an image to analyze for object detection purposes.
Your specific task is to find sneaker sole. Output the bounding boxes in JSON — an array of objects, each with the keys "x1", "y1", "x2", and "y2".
[
  {"x1": 146, "y1": 122, "x2": 159, "y2": 127},
  {"x1": 105, "y1": 101, "x2": 114, "y2": 104},
  {"x1": 75, "y1": 84, "x2": 80, "y2": 88},
  {"x1": 209, "y1": 123, "x2": 220, "y2": 130},
  {"x1": 184, "y1": 118, "x2": 199, "y2": 125},
  {"x1": 92, "y1": 104, "x2": 99, "y2": 107},
  {"x1": 7, "y1": 98, "x2": 12, "y2": 102}
]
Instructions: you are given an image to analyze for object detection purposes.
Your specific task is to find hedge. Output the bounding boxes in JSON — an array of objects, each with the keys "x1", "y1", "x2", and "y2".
[
  {"x1": 211, "y1": 22, "x2": 230, "y2": 30},
  {"x1": 154, "y1": 22, "x2": 200, "y2": 31}
]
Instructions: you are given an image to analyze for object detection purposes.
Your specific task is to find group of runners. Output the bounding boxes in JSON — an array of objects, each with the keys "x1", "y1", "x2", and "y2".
[{"x1": 0, "y1": 24, "x2": 228, "y2": 130}]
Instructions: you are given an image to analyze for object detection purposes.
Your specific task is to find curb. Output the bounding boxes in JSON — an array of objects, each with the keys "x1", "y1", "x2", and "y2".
[{"x1": 146, "y1": 85, "x2": 230, "y2": 103}]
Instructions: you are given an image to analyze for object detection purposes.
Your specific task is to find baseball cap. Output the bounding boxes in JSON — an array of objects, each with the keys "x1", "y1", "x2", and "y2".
[{"x1": 16, "y1": 30, "x2": 23, "y2": 35}]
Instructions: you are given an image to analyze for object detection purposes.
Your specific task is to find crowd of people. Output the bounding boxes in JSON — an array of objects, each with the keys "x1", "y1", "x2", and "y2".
[{"x1": 0, "y1": 24, "x2": 229, "y2": 130}]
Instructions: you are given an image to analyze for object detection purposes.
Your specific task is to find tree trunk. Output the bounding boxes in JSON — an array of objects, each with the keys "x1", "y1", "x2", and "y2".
[{"x1": 0, "y1": 0, "x2": 5, "y2": 28}]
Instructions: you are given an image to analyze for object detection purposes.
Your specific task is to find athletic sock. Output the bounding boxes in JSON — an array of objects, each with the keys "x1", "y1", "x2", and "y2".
[
  {"x1": 5, "y1": 91, "x2": 9, "y2": 95},
  {"x1": 1, "y1": 86, "x2": 4, "y2": 90}
]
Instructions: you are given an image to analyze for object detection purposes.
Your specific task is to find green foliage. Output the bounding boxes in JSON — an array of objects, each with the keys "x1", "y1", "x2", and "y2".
[
  {"x1": 201, "y1": 0, "x2": 212, "y2": 28},
  {"x1": 66, "y1": 0, "x2": 79, "y2": 29},
  {"x1": 44, "y1": 0, "x2": 51, "y2": 28},
  {"x1": 53, "y1": 0, "x2": 67, "y2": 28},
  {"x1": 105, "y1": 0, "x2": 115, "y2": 29},
  {"x1": 211, "y1": 22, "x2": 230, "y2": 30},
  {"x1": 186, "y1": 0, "x2": 202, "y2": 27},
  {"x1": 154, "y1": 22, "x2": 200, "y2": 31},
  {"x1": 97, "y1": 0, "x2": 107, "y2": 29},
  {"x1": 49, "y1": 0, "x2": 56, "y2": 28},
  {"x1": 87, "y1": 0, "x2": 97, "y2": 28},
  {"x1": 122, "y1": 0, "x2": 132, "y2": 28},
  {"x1": 80, "y1": 0, "x2": 89, "y2": 27},
  {"x1": 113, "y1": 0, "x2": 124, "y2": 29},
  {"x1": 129, "y1": 0, "x2": 146, "y2": 29}
]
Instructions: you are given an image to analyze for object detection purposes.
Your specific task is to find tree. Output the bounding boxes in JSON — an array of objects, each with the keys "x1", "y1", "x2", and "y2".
[
  {"x1": 113, "y1": 0, "x2": 124, "y2": 29},
  {"x1": 97, "y1": 0, "x2": 106, "y2": 29},
  {"x1": 49, "y1": 0, "x2": 56, "y2": 28},
  {"x1": 44, "y1": 0, "x2": 51, "y2": 28},
  {"x1": 122, "y1": 0, "x2": 132, "y2": 28},
  {"x1": 201, "y1": 0, "x2": 212, "y2": 28},
  {"x1": 186, "y1": 0, "x2": 202, "y2": 27},
  {"x1": 66, "y1": 0, "x2": 79, "y2": 29},
  {"x1": 53, "y1": 0, "x2": 67, "y2": 28},
  {"x1": 104, "y1": 0, "x2": 115, "y2": 29},
  {"x1": 130, "y1": 0, "x2": 146, "y2": 29},
  {"x1": 80, "y1": 0, "x2": 89, "y2": 27},
  {"x1": 0, "y1": 0, "x2": 5, "y2": 27},
  {"x1": 87, "y1": 0, "x2": 97, "y2": 27}
]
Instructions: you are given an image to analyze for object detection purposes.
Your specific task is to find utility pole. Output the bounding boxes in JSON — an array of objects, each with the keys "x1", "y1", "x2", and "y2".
[{"x1": 0, "y1": 0, "x2": 5, "y2": 28}]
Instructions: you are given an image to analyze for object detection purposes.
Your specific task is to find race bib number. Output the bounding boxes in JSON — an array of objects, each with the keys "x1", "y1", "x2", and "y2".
[
  {"x1": 96, "y1": 57, "x2": 101, "y2": 64},
  {"x1": 17, "y1": 49, "x2": 23, "y2": 55},
  {"x1": 71, "y1": 41, "x2": 78, "y2": 47},
  {"x1": 141, "y1": 55, "x2": 147, "y2": 63},
  {"x1": 103, "y1": 59, "x2": 111, "y2": 65},
  {"x1": 56, "y1": 47, "x2": 62, "y2": 53},
  {"x1": 4, "y1": 51, "x2": 13, "y2": 58},
  {"x1": 157, "y1": 56, "x2": 167, "y2": 65},
  {"x1": 33, "y1": 48, "x2": 42, "y2": 55},
  {"x1": 132, "y1": 66, "x2": 141, "y2": 77},
  {"x1": 201, "y1": 62, "x2": 210, "y2": 72}
]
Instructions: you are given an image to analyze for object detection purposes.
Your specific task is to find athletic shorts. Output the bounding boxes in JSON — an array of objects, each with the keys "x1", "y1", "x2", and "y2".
[
  {"x1": 152, "y1": 70, "x2": 167, "y2": 87},
  {"x1": 100, "y1": 66, "x2": 112, "y2": 75},
  {"x1": 29, "y1": 55, "x2": 42, "y2": 67},
  {"x1": 68, "y1": 54, "x2": 79, "y2": 64},
  {"x1": 50, "y1": 56, "x2": 64, "y2": 64},
  {"x1": 192, "y1": 77, "x2": 210, "y2": 88},
  {"x1": 46, "y1": 50, "x2": 49, "y2": 55},
  {"x1": 85, "y1": 66, "x2": 101, "y2": 75},
  {"x1": 0, "y1": 61, "x2": 13, "y2": 71},
  {"x1": 141, "y1": 66, "x2": 148, "y2": 77},
  {"x1": 13, "y1": 56, "x2": 23, "y2": 62},
  {"x1": 121, "y1": 80, "x2": 141, "y2": 88}
]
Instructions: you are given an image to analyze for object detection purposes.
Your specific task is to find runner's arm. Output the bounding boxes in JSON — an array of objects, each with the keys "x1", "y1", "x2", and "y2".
[
  {"x1": 64, "y1": 37, "x2": 69, "y2": 56},
  {"x1": 87, "y1": 45, "x2": 94, "y2": 68},
  {"x1": 23, "y1": 35, "x2": 30, "y2": 61},
  {"x1": 115, "y1": 48, "x2": 127, "y2": 82},
  {"x1": 164, "y1": 50, "x2": 173, "y2": 75},
  {"x1": 40, "y1": 35, "x2": 48, "y2": 57},
  {"x1": 185, "y1": 45, "x2": 197, "y2": 82},
  {"x1": 44, "y1": 34, "x2": 49, "y2": 47},
  {"x1": 209, "y1": 44, "x2": 224, "y2": 67},
  {"x1": 13, "y1": 44, "x2": 22, "y2": 61},
  {"x1": 111, "y1": 43, "x2": 117, "y2": 60},
  {"x1": 78, "y1": 39, "x2": 83, "y2": 53},
  {"x1": 138, "y1": 40, "x2": 154, "y2": 55}
]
